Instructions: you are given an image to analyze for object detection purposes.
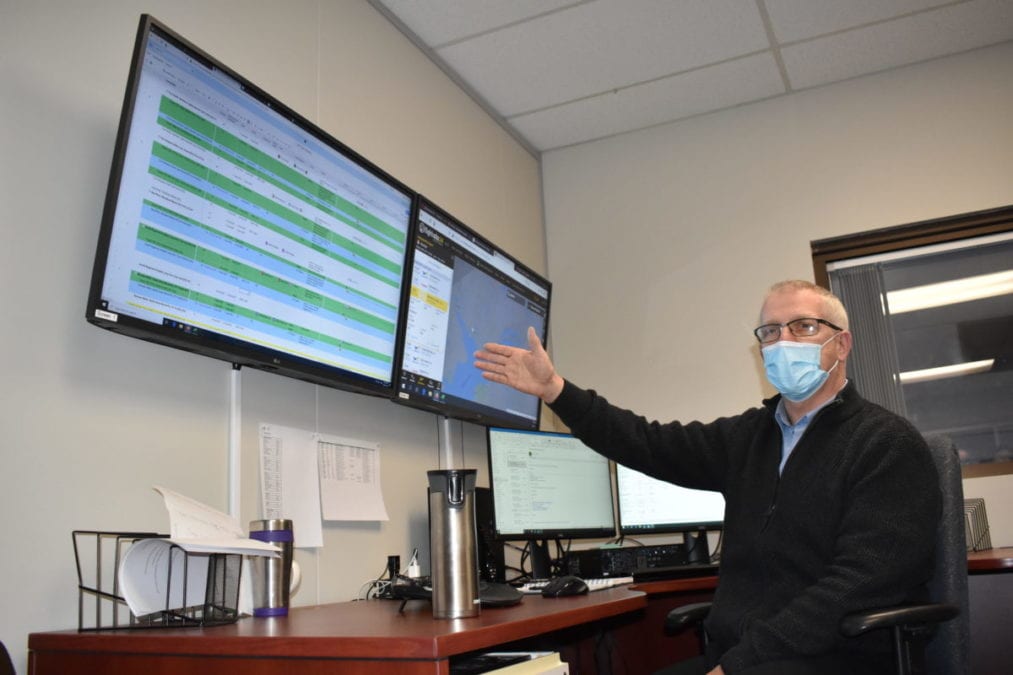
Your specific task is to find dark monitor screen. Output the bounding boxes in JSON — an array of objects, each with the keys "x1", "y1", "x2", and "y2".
[
  {"x1": 616, "y1": 463, "x2": 724, "y2": 536},
  {"x1": 85, "y1": 15, "x2": 415, "y2": 396},
  {"x1": 394, "y1": 197, "x2": 551, "y2": 428},
  {"x1": 487, "y1": 427, "x2": 615, "y2": 577}
]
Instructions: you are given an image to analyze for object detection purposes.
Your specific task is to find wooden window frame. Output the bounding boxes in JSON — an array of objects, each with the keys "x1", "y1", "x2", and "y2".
[{"x1": 811, "y1": 204, "x2": 1013, "y2": 479}]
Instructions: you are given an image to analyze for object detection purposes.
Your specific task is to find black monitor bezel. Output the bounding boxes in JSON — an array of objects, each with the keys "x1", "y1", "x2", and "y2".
[
  {"x1": 84, "y1": 14, "x2": 416, "y2": 398},
  {"x1": 392, "y1": 196, "x2": 552, "y2": 429}
]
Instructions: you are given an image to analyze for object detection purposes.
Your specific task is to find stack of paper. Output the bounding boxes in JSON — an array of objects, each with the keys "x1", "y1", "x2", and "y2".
[{"x1": 118, "y1": 486, "x2": 278, "y2": 617}]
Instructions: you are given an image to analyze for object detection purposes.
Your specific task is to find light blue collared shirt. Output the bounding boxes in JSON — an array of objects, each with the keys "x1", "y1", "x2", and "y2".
[{"x1": 773, "y1": 382, "x2": 847, "y2": 474}]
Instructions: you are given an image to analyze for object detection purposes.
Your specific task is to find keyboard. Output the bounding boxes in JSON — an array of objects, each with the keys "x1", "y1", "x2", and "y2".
[{"x1": 517, "y1": 576, "x2": 634, "y2": 594}]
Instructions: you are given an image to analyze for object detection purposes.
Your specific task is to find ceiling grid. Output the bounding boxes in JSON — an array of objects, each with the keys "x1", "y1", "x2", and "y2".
[{"x1": 372, "y1": 0, "x2": 1013, "y2": 153}]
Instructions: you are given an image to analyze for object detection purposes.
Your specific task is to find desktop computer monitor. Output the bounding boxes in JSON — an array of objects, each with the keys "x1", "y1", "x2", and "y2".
[
  {"x1": 616, "y1": 464, "x2": 724, "y2": 562},
  {"x1": 487, "y1": 427, "x2": 615, "y2": 579}
]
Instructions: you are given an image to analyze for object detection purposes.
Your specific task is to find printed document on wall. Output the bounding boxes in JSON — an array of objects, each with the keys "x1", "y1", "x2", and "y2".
[
  {"x1": 259, "y1": 424, "x2": 324, "y2": 548},
  {"x1": 318, "y1": 435, "x2": 389, "y2": 521}
]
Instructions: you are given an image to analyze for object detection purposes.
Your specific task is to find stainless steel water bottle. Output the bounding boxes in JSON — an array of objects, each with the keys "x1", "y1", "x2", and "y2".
[
  {"x1": 428, "y1": 469, "x2": 480, "y2": 619},
  {"x1": 248, "y1": 519, "x2": 295, "y2": 617}
]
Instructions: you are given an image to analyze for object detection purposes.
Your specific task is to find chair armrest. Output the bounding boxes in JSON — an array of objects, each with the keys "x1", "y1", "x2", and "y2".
[
  {"x1": 665, "y1": 601, "x2": 713, "y2": 635},
  {"x1": 840, "y1": 603, "x2": 959, "y2": 637}
]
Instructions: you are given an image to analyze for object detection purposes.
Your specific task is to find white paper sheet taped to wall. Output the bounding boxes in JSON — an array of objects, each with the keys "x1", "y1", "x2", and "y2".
[{"x1": 259, "y1": 424, "x2": 389, "y2": 548}]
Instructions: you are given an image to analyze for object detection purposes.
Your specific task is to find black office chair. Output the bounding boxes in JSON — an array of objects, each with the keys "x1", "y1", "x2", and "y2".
[
  {"x1": 1, "y1": 639, "x2": 15, "y2": 675},
  {"x1": 665, "y1": 434, "x2": 970, "y2": 675}
]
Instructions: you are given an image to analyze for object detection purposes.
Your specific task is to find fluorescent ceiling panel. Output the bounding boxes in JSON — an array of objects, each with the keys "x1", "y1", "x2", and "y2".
[
  {"x1": 899, "y1": 359, "x2": 995, "y2": 384},
  {"x1": 887, "y1": 270, "x2": 1013, "y2": 314}
]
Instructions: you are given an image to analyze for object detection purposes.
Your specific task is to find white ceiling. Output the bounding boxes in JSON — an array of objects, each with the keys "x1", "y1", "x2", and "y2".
[{"x1": 371, "y1": 0, "x2": 1013, "y2": 155}]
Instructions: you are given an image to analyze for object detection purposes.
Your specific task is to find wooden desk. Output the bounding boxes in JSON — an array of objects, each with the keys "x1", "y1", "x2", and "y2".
[
  {"x1": 967, "y1": 545, "x2": 1013, "y2": 572},
  {"x1": 29, "y1": 588, "x2": 647, "y2": 675},
  {"x1": 35, "y1": 552, "x2": 1009, "y2": 673},
  {"x1": 541, "y1": 576, "x2": 720, "y2": 674},
  {"x1": 624, "y1": 577, "x2": 719, "y2": 672},
  {"x1": 966, "y1": 547, "x2": 1013, "y2": 674}
]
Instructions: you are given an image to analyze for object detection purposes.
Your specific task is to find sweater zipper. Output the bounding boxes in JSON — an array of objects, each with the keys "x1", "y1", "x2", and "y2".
[
  {"x1": 761, "y1": 478, "x2": 779, "y2": 532},
  {"x1": 760, "y1": 427, "x2": 781, "y2": 533},
  {"x1": 760, "y1": 396, "x2": 843, "y2": 532}
]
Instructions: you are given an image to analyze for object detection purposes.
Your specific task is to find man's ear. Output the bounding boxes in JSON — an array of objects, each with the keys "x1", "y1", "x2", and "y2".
[{"x1": 836, "y1": 331, "x2": 853, "y2": 361}]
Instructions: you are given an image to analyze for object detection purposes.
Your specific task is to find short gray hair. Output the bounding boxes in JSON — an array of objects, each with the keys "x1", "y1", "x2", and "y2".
[{"x1": 763, "y1": 280, "x2": 849, "y2": 330}]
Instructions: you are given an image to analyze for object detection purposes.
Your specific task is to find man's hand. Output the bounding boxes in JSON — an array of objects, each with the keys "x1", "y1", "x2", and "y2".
[
  {"x1": 474, "y1": 326, "x2": 564, "y2": 403},
  {"x1": 707, "y1": 666, "x2": 725, "y2": 675}
]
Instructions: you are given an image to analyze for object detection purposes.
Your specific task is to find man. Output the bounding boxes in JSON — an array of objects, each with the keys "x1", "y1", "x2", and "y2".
[{"x1": 474, "y1": 280, "x2": 940, "y2": 675}]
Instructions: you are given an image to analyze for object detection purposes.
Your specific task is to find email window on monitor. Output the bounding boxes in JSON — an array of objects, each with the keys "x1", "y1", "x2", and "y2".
[{"x1": 487, "y1": 428, "x2": 615, "y2": 539}]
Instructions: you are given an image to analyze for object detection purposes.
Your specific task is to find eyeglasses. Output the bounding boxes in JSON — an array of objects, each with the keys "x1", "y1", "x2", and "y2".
[{"x1": 753, "y1": 318, "x2": 843, "y2": 344}]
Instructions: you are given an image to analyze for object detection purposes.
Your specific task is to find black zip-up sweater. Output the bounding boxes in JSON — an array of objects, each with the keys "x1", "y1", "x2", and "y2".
[{"x1": 549, "y1": 380, "x2": 940, "y2": 673}]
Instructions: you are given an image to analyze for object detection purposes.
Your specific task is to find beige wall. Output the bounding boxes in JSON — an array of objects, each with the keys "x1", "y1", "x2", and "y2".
[
  {"x1": 542, "y1": 42, "x2": 1013, "y2": 544},
  {"x1": 0, "y1": 1, "x2": 542, "y2": 669},
  {"x1": 3, "y1": 1, "x2": 1010, "y2": 668}
]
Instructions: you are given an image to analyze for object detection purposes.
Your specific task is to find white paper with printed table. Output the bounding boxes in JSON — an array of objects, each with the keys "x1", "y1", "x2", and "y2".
[{"x1": 259, "y1": 423, "x2": 389, "y2": 549}]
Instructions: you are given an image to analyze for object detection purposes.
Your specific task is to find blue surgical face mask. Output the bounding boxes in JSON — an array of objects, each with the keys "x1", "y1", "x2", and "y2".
[{"x1": 762, "y1": 334, "x2": 840, "y2": 402}]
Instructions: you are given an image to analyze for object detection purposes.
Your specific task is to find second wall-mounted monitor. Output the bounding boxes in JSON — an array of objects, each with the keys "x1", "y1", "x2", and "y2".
[
  {"x1": 616, "y1": 464, "x2": 725, "y2": 538},
  {"x1": 394, "y1": 197, "x2": 551, "y2": 429}
]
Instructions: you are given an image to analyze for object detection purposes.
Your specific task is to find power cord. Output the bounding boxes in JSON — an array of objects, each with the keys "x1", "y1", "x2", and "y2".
[
  {"x1": 357, "y1": 562, "x2": 394, "y2": 600},
  {"x1": 358, "y1": 550, "x2": 421, "y2": 601}
]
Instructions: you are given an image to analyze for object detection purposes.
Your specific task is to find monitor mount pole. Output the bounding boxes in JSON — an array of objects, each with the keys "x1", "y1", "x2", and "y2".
[{"x1": 438, "y1": 415, "x2": 465, "y2": 469}]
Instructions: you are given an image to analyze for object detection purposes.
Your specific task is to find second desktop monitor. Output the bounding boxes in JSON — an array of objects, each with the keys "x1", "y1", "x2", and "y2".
[{"x1": 487, "y1": 427, "x2": 615, "y2": 578}]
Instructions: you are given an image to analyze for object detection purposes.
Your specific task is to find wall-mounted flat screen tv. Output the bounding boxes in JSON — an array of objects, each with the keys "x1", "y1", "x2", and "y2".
[
  {"x1": 394, "y1": 197, "x2": 551, "y2": 429},
  {"x1": 85, "y1": 14, "x2": 415, "y2": 396}
]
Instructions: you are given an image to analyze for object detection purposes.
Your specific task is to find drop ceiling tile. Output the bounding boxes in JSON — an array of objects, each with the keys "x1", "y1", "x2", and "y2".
[
  {"x1": 376, "y1": 0, "x2": 576, "y2": 46},
  {"x1": 510, "y1": 52, "x2": 785, "y2": 151},
  {"x1": 436, "y1": 0, "x2": 769, "y2": 117},
  {"x1": 783, "y1": 0, "x2": 1013, "y2": 89},
  {"x1": 765, "y1": 0, "x2": 957, "y2": 42}
]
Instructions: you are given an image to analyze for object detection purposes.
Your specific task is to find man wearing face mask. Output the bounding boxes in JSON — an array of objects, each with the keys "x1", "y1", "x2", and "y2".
[{"x1": 474, "y1": 279, "x2": 940, "y2": 675}]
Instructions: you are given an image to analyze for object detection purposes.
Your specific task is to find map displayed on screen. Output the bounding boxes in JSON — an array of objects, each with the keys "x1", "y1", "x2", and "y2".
[
  {"x1": 442, "y1": 258, "x2": 540, "y2": 415},
  {"x1": 397, "y1": 200, "x2": 550, "y2": 428}
]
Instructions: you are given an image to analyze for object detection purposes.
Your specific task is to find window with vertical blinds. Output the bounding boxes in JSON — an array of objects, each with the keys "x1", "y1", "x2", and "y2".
[{"x1": 812, "y1": 206, "x2": 1013, "y2": 476}]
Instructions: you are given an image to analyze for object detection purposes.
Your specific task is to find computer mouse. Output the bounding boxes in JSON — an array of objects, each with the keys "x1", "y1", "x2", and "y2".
[{"x1": 540, "y1": 575, "x2": 589, "y2": 597}]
